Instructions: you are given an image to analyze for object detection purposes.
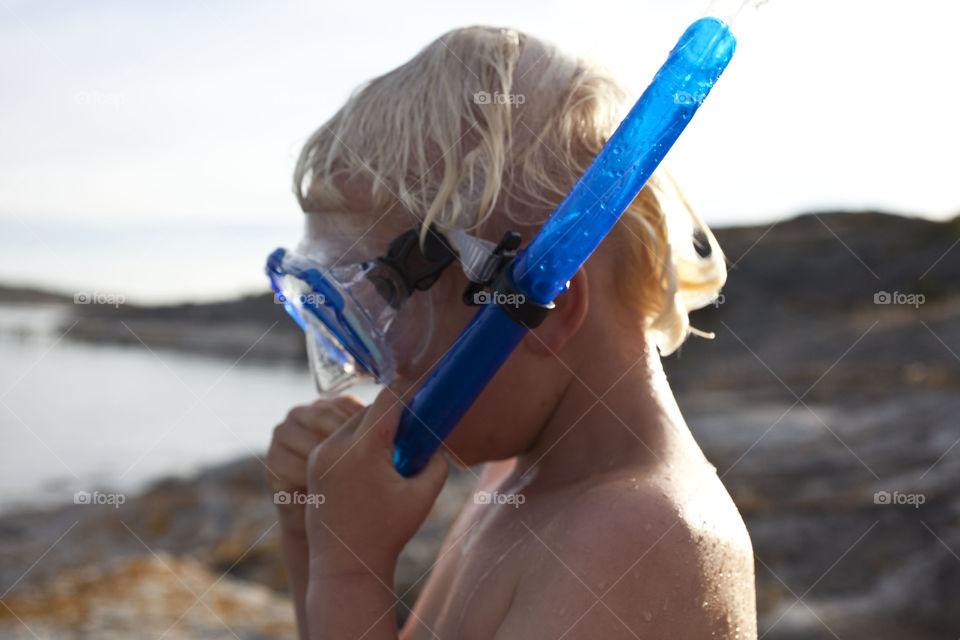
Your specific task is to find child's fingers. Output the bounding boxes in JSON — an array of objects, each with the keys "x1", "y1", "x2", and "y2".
[
  {"x1": 287, "y1": 405, "x2": 346, "y2": 436},
  {"x1": 326, "y1": 394, "x2": 366, "y2": 418},
  {"x1": 284, "y1": 397, "x2": 363, "y2": 443},
  {"x1": 265, "y1": 441, "x2": 308, "y2": 490},
  {"x1": 350, "y1": 388, "x2": 406, "y2": 450},
  {"x1": 273, "y1": 422, "x2": 323, "y2": 457},
  {"x1": 407, "y1": 450, "x2": 449, "y2": 494}
]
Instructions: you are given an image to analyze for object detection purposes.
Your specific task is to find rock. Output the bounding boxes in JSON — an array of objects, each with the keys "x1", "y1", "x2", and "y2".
[
  {"x1": 0, "y1": 553, "x2": 296, "y2": 639},
  {"x1": 0, "y1": 456, "x2": 479, "y2": 636},
  {"x1": 662, "y1": 211, "x2": 960, "y2": 639},
  {"x1": 2, "y1": 212, "x2": 958, "y2": 638}
]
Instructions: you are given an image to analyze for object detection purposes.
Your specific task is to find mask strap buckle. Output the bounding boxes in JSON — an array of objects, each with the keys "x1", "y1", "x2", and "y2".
[{"x1": 461, "y1": 231, "x2": 521, "y2": 306}]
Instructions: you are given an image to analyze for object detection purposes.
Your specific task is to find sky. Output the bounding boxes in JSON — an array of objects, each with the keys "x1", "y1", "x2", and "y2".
[{"x1": 1, "y1": 0, "x2": 958, "y2": 303}]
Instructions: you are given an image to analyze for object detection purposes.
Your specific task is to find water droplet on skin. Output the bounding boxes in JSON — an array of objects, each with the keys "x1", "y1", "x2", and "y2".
[
  {"x1": 597, "y1": 581, "x2": 606, "y2": 591},
  {"x1": 662, "y1": 599, "x2": 669, "y2": 611},
  {"x1": 642, "y1": 611, "x2": 652, "y2": 622}
]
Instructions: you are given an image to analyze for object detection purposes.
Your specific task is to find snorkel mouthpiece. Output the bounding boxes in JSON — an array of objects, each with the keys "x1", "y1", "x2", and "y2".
[{"x1": 392, "y1": 15, "x2": 739, "y2": 476}]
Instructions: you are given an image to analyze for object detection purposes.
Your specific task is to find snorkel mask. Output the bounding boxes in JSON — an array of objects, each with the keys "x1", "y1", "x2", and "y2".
[{"x1": 266, "y1": 225, "x2": 504, "y2": 394}]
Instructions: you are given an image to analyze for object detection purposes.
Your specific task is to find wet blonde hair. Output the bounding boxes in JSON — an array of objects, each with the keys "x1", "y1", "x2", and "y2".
[{"x1": 294, "y1": 26, "x2": 726, "y2": 355}]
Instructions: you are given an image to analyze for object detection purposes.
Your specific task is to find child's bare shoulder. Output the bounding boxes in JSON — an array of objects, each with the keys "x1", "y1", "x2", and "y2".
[{"x1": 497, "y1": 463, "x2": 756, "y2": 639}]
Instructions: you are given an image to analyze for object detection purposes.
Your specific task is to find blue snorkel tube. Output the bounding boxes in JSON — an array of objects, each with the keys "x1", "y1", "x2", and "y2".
[{"x1": 393, "y1": 13, "x2": 739, "y2": 476}]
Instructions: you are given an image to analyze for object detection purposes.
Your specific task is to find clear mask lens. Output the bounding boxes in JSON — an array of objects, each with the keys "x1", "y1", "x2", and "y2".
[
  {"x1": 266, "y1": 227, "x2": 496, "y2": 396},
  {"x1": 267, "y1": 249, "x2": 398, "y2": 395}
]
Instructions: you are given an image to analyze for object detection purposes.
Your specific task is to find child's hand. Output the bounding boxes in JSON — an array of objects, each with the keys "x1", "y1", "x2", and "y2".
[
  {"x1": 305, "y1": 387, "x2": 449, "y2": 581},
  {"x1": 266, "y1": 396, "x2": 365, "y2": 639},
  {"x1": 266, "y1": 396, "x2": 365, "y2": 536}
]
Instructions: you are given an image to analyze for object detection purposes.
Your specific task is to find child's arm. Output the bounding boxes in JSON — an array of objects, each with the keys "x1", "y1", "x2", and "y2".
[
  {"x1": 302, "y1": 389, "x2": 449, "y2": 639},
  {"x1": 265, "y1": 396, "x2": 366, "y2": 639}
]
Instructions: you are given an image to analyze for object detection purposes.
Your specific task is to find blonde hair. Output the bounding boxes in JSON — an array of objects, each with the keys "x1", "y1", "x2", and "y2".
[{"x1": 294, "y1": 26, "x2": 726, "y2": 355}]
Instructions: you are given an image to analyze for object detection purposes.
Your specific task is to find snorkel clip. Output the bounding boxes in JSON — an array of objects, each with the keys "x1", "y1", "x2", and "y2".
[{"x1": 462, "y1": 230, "x2": 554, "y2": 329}]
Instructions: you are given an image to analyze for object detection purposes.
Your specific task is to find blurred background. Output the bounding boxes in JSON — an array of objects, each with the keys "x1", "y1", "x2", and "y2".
[{"x1": 1, "y1": 0, "x2": 958, "y2": 637}]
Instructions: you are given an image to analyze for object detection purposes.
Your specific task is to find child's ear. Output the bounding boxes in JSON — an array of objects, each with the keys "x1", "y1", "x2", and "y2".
[{"x1": 522, "y1": 268, "x2": 589, "y2": 356}]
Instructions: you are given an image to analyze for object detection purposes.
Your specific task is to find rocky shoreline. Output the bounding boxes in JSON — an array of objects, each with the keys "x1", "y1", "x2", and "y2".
[
  {"x1": 0, "y1": 457, "x2": 479, "y2": 638},
  {"x1": 1, "y1": 211, "x2": 958, "y2": 638}
]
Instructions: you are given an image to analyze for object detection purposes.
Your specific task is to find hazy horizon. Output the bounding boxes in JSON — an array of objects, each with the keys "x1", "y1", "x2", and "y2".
[
  {"x1": 3, "y1": 0, "x2": 959, "y2": 303},
  {"x1": 0, "y1": 207, "x2": 952, "y2": 306}
]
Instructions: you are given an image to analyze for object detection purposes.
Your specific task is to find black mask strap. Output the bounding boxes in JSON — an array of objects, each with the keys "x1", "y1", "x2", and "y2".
[{"x1": 364, "y1": 226, "x2": 456, "y2": 308}]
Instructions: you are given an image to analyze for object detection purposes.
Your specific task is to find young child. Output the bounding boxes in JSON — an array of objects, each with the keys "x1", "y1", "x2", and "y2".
[{"x1": 266, "y1": 26, "x2": 757, "y2": 640}]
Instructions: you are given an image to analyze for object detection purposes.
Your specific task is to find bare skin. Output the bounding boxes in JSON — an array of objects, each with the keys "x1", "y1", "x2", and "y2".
[
  {"x1": 402, "y1": 341, "x2": 757, "y2": 640},
  {"x1": 265, "y1": 27, "x2": 756, "y2": 635},
  {"x1": 266, "y1": 211, "x2": 758, "y2": 639}
]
